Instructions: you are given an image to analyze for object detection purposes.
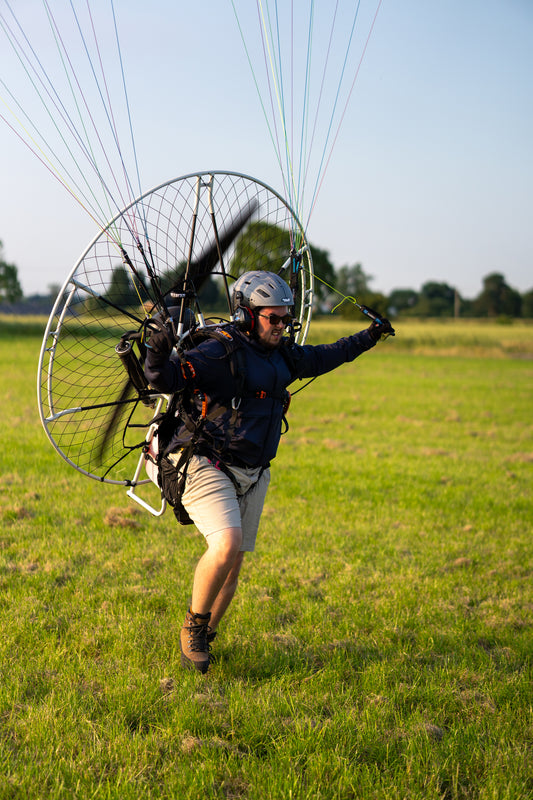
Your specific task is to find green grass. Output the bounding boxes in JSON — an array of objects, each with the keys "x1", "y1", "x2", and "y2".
[{"x1": 0, "y1": 318, "x2": 531, "y2": 799}]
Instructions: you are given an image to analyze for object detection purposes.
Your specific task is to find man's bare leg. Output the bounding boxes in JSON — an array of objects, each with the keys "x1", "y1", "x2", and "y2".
[
  {"x1": 180, "y1": 528, "x2": 244, "y2": 672},
  {"x1": 190, "y1": 527, "x2": 242, "y2": 615},
  {"x1": 208, "y1": 551, "x2": 245, "y2": 632}
]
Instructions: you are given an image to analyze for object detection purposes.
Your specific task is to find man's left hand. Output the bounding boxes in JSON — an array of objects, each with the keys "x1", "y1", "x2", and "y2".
[{"x1": 368, "y1": 316, "x2": 395, "y2": 342}]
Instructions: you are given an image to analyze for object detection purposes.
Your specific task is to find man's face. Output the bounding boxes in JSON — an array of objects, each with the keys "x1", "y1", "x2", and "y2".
[{"x1": 255, "y1": 305, "x2": 292, "y2": 349}]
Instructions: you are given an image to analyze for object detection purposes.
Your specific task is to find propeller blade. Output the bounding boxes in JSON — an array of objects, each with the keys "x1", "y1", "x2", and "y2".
[
  {"x1": 95, "y1": 336, "x2": 155, "y2": 466},
  {"x1": 165, "y1": 199, "x2": 257, "y2": 300},
  {"x1": 94, "y1": 378, "x2": 136, "y2": 466},
  {"x1": 196, "y1": 198, "x2": 258, "y2": 283}
]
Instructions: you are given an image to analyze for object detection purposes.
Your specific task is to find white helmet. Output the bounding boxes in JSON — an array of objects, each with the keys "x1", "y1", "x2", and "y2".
[{"x1": 232, "y1": 270, "x2": 293, "y2": 312}]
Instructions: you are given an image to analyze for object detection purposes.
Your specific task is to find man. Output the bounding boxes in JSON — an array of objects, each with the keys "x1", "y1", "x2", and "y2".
[{"x1": 144, "y1": 270, "x2": 394, "y2": 673}]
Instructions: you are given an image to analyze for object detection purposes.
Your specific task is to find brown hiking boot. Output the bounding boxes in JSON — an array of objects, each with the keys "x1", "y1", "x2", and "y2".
[
  {"x1": 180, "y1": 609, "x2": 211, "y2": 673},
  {"x1": 207, "y1": 628, "x2": 217, "y2": 663}
]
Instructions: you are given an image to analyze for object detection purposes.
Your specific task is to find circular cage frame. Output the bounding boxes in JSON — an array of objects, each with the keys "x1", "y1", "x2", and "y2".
[{"x1": 37, "y1": 170, "x2": 314, "y2": 485}]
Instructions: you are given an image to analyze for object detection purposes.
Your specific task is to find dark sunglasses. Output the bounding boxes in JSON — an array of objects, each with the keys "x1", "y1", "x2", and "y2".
[{"x1": 257, "y1": 312, "x2": 293, "y2": 327}]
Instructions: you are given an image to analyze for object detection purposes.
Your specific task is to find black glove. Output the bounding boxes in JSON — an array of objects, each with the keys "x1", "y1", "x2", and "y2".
[
  {"x1": 367, "y1": 316, "x2": 395, "y2": 342},
  {"x1": 144, "y1": 318, "x2": 175, "y2": 356}
]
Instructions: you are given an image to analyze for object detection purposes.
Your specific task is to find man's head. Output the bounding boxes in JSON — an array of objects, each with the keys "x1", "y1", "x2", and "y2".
[
  {"x1": 255, "y1": 306, "x2": 292, "y2": 348},
  {"x1": 232, "y1": 271, "x2": 294, "y2": 348}
]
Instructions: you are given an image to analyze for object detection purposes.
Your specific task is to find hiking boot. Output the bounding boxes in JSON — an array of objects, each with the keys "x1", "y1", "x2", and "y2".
[
  {"x1": 180, "y1": 609, "x2": 211, "y2": 674},
  {"x1": 207, "y1": 628, "x2": 217, "y2": 663}
]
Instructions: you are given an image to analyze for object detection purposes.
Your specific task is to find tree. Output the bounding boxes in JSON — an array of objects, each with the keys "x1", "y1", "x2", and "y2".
[
  {"x1": 160, "y1": 261, "x2": 186, "y2": 300},
  {"x1": 521, "y1": 289, "x2": 533, "y2": 318},
  {"x1": 308, "y1": 244, "x2": 336, "y2": 306},
  {"x1": 106, "y1": 264, "x2": 141, "y2": 307},
  {"x1": 47, "y1": 283, "x2": 62, "y2": 299},
  {"x1": 409, "y1": 281, "x2": 456, "y2": 317},
  {"x1": 333, "y1": 263, "x2": 388, "y2": 318},
  {"x1": 0, "y1": 240, "x2": 23, "y2": 303},
  {"x1": 197, "y1": 276, "x2": 224, "y2": 310},
  {"x1": 336, "y1": 263, "x2": 372, "y2": 300},
  {"x1": 231, "y1": 221, "x2": 336, "y2": 311},
  {"x1": 231, "y1": 221, "x2": 289, "y2": 276},
  {"x1": 387, "y1": 288, "x2": 419, "y2": 316},
  {"x1": 473, "y1": 272, "x2": 522, "y2": 317}
]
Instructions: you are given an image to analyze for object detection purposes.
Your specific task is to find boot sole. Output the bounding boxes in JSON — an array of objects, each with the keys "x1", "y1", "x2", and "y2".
[{"x1": 180, "y1": 650, "x2": 209, "y2": 674}]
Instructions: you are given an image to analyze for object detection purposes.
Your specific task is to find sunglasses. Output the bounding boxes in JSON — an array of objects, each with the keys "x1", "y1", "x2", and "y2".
[{"x1": 257, "y1": 312, "x2": 293, "y2": 327}]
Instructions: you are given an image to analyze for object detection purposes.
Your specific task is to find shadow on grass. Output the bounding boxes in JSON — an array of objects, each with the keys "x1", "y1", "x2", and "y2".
[
  {"x1": 0, "y1": 317, "x2": 47, "y2": 338},
  {"x1": 211, "y1": 634, "x2": 385, "y2": 682}
]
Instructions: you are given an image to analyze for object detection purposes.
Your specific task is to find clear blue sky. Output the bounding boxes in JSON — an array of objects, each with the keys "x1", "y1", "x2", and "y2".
[{"x1": 1, "y1": 0, "x2": 531, "y2": 300}]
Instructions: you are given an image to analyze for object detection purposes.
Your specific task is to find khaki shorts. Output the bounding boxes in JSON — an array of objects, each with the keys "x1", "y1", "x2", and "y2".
[{"x1": 168, "y1": 453, "x2": 270, "y2": 552}]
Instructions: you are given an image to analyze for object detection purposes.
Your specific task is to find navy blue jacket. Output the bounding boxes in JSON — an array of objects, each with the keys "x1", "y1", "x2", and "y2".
[{"x1": 144, "y1": 325, "x2": 376, "y2": 468}]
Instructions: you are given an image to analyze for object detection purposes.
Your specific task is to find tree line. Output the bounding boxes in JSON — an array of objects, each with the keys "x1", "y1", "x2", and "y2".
[
  {"x1": 1, "y1": 234, "x2": 531, "y2": 318},
  {"x1": 321, "y1": 260, "x2": 533, "y2": 320}
]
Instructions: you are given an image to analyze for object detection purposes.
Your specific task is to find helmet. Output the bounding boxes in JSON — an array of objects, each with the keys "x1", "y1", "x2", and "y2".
[{"x1": 232, "y1": 271, "x2": 293, "y2": 312}]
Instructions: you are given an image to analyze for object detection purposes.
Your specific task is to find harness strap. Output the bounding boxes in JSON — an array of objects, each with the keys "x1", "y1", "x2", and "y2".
[{"x1": 154, "y1": 326, "x2": 296, "y2": 511}]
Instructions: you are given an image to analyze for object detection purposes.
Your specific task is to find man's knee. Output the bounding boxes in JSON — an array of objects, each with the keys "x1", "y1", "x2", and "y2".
[{"x1": 206, "y1": 527, "x2": 242, "y2": 562}]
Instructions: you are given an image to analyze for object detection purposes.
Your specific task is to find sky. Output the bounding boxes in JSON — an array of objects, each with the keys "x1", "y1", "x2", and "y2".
[{"x1": 0, "y1": 0, "x2": 531, "y2": 301}]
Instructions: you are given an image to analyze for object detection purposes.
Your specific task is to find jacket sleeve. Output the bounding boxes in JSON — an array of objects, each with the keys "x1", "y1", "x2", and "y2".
[
  {"x1": 144, "y1": 337, "x2": 230, "y2": 394},
  {"x1": 144, "y1": 348, "x2": 185, "y2": 394},
  {"x1": 289, "y1": 328, "x2": 377, "y2": 381}
]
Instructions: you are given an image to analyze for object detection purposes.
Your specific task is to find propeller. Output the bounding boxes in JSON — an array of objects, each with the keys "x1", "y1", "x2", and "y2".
[{"x1": 164, "y1": 198, "x2": 258, "y2": 303}]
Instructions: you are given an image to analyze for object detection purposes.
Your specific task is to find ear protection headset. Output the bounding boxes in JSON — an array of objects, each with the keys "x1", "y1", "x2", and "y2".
[
  {"x1": 233, "y1": 306, "x2": 256, "y2": 332},
  {"x1": 233, "y1": 290, "x2": 257, "y2": 332}
]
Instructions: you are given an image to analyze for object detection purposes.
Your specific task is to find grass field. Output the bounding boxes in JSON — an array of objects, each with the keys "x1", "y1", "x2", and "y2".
[{"x1": 0, "y1": 317, "x2": 531, "y2": 799}]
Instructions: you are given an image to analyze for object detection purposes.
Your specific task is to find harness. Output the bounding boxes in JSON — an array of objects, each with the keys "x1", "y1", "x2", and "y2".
[{"x1": 147, "y1": 324, "x2": 291, "y2": 524}]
